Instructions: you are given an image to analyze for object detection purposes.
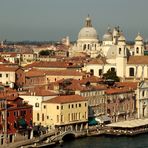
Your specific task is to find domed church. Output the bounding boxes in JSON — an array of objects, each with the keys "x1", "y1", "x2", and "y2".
[
  {"x1": 69, "y1": 15, "x2": 100, "y2": 57},
  {"x1": 70, "y1": 16, "x2": 148, "y2": 81}
]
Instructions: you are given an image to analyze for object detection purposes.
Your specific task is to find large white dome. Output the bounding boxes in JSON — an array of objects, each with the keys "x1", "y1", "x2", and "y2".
[{"x1": 78, "y1": 27, "x2": 98, "y2": 40}]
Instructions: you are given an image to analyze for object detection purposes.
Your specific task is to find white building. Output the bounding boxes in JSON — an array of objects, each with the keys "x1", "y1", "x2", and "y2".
[
  {"x1": 136, "y1": 81, "x2": 148, "y2": 118},
  {"x1": 70, "y1": 16, "x2": 148, "y2": 81}
]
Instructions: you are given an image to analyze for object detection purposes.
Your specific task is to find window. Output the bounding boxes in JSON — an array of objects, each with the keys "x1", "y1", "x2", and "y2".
[
  {"x1": 68, "y1": 104, "x2": 70, "y2": 109},
  {"x1": 61, "y1": 106, "x2": 63, "y2": 110},
  {"x1": 57, "y1": 106, "x2": 59, "y2": 109},
  {"x1": 72, "y1": 104, "x2": 74, "y2": 108},
  {"x1": 21, "y1": 110, "x2": 26, "y2": 116},
  {"x1": 37, "y1": 113, "x2": 39, "y2": 121},
  {"x1": 142, "y1": 91, "x2": 145, "y2": 97},
  {"x1": 90, "y1": 69, "x2": 94, "y2": 75},
  {"x1": 119, "y1": 48, "x2": 122, "y2": 54},
  {"x1": 75, "y1": 104, "x2": 77, "y2": 108},
  {"x1": 35, "y1": 103, "x2": 39, "y2": 107},
  {"x1": 57, "y1": 115, "x2": 59, "y2": 122},
  {"x1": 68, "y1": 113, "x2": 70, "y2": 121},
  {"x1": 136, "y1": 47, "x2": 139, "y2": 54},
  {"x1": 99, "y1": 69, "x2": 102, "y2": 76},
  {"x1": 79, "y1": 112, "x2": 81, "y2": 120},
  {"x1": 83, "y1": 44, "x2": 86, "y2": 50},
  {"x1": 88, "y1": 44, "x2": 90, "y2": 50},
  {"x1": 6, "y1": 74, "x2": 8, "y2": 77},
  {"x1": 0, "y1": 74, "x2": 2, "y2": 77},
  {"x1": 43, "y1": 105, "x2": 46, "y2": 109},
  {"x1": 85, "y1": 103, "x2": 87, "y2": 107},
  {"x1": 42, "y1": 113, "x2": 44, "y2": 121},
  {"x1": 14, "y1": 122, "x2": 17, "y2": 129},
  {"x1": 7, "y1": 112, "x2": 10, "y2": 117},
  {"x1": 79, "y1": 103, "x2": 81, "y2": 107},
  {"x1": 61, "y1": 115, "x2": 64, "y2": 122},
  {"x1": 7, "y1": 123, "x2": 10, "y2": 130},
  {"x1": 47, "y1": 116, "x2": 49, "y2": 119},
  {"x1": 129, "y1": 68, "x2": 134, "y2": 76},
  {"x1": 111, "y1": 67, "x2": 115, "y2": 72},
  {"x1": 14, "y1": 112, "x2": 16, "y2": 116}
]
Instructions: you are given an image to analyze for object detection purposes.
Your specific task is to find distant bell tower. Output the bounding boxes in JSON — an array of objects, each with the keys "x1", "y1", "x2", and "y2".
[
  {"x1": 116, "y1": 33, "x2": 127, "y2": 79},
  {"x1": 134, "y1": 33, "x2": 144, "y2": 56}
]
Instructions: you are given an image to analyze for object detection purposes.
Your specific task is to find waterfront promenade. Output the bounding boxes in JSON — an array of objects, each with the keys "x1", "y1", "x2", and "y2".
[{"x1": 2, "y1": 119, "x2": 148, "y2": 147}]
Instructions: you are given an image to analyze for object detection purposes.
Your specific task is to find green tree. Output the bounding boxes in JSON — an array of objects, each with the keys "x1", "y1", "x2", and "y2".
[
  {"x1": 39, "y1": 50, "x2": 55, "y2": 56},
  {"x1": 103, "y1": 69, "x2": 120, "y2": 82}
]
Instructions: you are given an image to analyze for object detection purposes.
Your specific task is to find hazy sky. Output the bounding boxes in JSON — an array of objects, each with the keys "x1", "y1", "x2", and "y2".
[{"x1": 0, "y1": 0, "x2": 148, "y2": 41}]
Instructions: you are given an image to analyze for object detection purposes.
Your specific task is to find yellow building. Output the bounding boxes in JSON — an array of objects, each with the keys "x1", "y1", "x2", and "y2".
[{"x1": 42, "y1": 95, "x2": 88, "y2": 131}]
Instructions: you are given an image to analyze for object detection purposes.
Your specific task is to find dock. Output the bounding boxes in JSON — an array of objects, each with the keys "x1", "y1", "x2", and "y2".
[{"x1": 105, "y1": 118, "x2": 148, "y2": 136}]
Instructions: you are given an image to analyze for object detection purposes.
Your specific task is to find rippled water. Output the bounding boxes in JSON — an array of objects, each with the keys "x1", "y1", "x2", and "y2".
[{"x1": 55, "y1": 134, "x2": 148, "y2": 148}]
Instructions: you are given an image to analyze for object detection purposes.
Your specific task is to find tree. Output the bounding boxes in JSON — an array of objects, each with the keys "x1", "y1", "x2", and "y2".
[
  {"x1": 39, "y1": 50, "x2": 55, "y2": 56},
  {"x1": 103, "y1": 69, "x2": 120, "y2": 82}
]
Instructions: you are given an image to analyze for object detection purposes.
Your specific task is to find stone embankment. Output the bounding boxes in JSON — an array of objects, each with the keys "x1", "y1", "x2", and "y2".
[{"x1": 2, "y1": 125, "x2": 148, "y2": 148}]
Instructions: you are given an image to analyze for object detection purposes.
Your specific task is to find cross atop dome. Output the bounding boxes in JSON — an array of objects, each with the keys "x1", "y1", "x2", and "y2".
[{"x1": 85, "y1": 14, "x2": 92, "y2": 27}]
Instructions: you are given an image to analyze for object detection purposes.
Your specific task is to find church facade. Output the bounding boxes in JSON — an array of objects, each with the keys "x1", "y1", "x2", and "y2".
[{"x1": 69, "y1": 16, "x2": 148, "y2": 81}]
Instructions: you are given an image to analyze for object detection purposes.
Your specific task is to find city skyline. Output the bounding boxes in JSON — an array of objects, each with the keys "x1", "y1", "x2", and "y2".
[{"x1": 0, "y1": 0, "x2": 148, "y2": 41}]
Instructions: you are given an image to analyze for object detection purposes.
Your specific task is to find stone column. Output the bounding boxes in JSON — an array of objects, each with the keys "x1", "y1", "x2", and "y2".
[
  {"x1": 80, "y1": 123, "x2": 83, "y2": 131},
  {"x1": 75, "y1": 124, "x2": 78, "y2": 131}
]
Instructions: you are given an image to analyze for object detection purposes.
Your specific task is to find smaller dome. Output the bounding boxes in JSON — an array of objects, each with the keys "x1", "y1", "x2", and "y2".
[
  {"x1": 135, "y1": 33, "x2": 143, "y2": 41},
  {"x1": 118, "y1": 35, "x2": 126, "y2": 42},
  {"x1": 103, "y1": 32, "x2": 112, "y2": 41}
]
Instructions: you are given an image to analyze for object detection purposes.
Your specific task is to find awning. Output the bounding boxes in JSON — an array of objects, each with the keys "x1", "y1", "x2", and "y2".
[
  {"x1": 95, "y1": 115, "x2": 111, "y2": 124},
  {"x1": 18, "y1": 118, "x2": 27, "y2": 127},
  {"x1": 88, "y1": 117, "x2": 98, "y2": 126}
]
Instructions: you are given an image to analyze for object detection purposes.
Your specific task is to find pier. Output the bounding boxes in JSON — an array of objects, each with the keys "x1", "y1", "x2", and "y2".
[{"x1": 105, "y1": 118, "x2": 148, "y2": 136}]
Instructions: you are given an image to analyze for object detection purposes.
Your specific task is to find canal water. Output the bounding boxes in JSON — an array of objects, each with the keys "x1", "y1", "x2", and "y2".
[{"x1": 54, "y1": 134, "x2": 148, "y2": 148}]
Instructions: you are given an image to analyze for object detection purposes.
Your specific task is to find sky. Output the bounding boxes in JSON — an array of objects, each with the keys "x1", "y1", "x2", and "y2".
[{"x1": 0, "y1": 0, "x2": 148, "y2": 41}]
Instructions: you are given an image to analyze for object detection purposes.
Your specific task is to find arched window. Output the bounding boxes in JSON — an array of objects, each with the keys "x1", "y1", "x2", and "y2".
[
  {"x1": 129, "y1": 68, "x2": 134, "y2": 76},
  {"x1": 88, "y1": 44, "x2": 90, "y2": 50},
  {"x1": 83, "y1": 44, "x2": 86, "y2": 50},
  {"x1": 111, "y1": 67, "x2": 115, "y2": 72},
  {"x1": 35, "y1": 103, "x2": 39, "y2": 107},
  {"x1": 37, "y1": 113, "x2": 39, "y2": 121},
  {"x1": 142, "y1": 90, "x2": 145, "y2": 97},
  {"x1": 119, "y1": 48, "x2": 122, "y2": 54},
  {"x1": 136, "y1": 47, "x2": 139, "y2": 54},
  {"x1": 99, "y1": 69, "x2": 102, "y2": 76},
  {"x1": 90, "y1": 69, "x2": 94, "y2": 75}
]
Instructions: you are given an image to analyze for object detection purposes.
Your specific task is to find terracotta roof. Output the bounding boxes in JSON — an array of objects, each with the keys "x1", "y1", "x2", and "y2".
[
  {"x1": 0, "y1": 65, "x2": 19, "y2": 72},
  {"x1": 105, "y1": 87, "x2": 133, "y2": 95},
  {"x1": 24, "y1": 61, "x2": 79, "y2": 69},
  {"x1": 25, "y1": 68, "x2": 84, "y2": 77},
  {"x1": 127, "y1": 56, "x2": 148, "y2": 64},
  {"x1": 0, "y1": 52, "x2": 18, "y2": 56},
  {"x1": 66, "y1": 81, "x2": 106, "y2": 92},
  {"x1": 66, "y1": 83, "x2": 86, "y2": 91},
  {"x1": 43, "y1": 95, "x2": 86, "y2": 104},
  {"x1": 79, "y1": 76, "x2": 103, "y2": 84},
  {"x1": 25, "y1": 69, "x2": 45, "y2": 77},
  {"x1": 21, "y1": 89, "x2": 57, "y2": 96},
  {"x1": 44, "y1": 70, "x2": 84, "y2": 76},
  {"x1": 115, "y1": 82, "x2": 138, "y2": 90},
  {"x1": 87, "y1": 58, "x2": 107, "y2": 64}
]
